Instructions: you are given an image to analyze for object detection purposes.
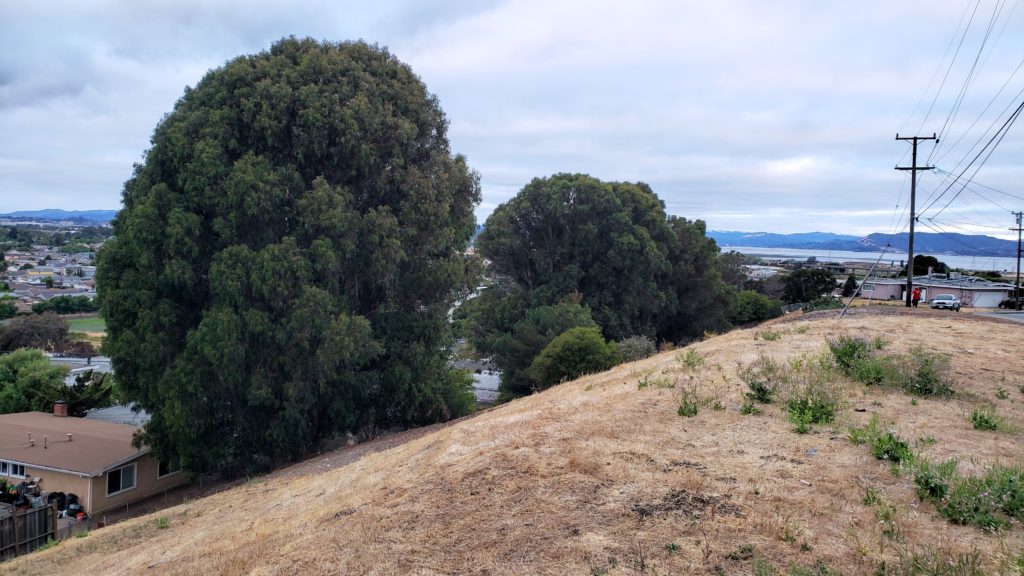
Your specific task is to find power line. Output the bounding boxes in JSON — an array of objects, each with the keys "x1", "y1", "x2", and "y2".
[
  {"x1": 928, "y1": 0, "x2": 998, "y2": 159},
  {"x1": 934, "y1": 167, "x2": 1024, "y2": 201},
  {"x1": 917, "y1": 218, "x2": 985, "y2": 252},
  {"x1": 913, "y1": 0, "x2": 979, "y2": 136},
  {"x1": 931, "y1": 57, "x2": 1024, "y2": 165},
  {"x1": 919, "y1": 97, "x2": 1024, "y2": 217}
]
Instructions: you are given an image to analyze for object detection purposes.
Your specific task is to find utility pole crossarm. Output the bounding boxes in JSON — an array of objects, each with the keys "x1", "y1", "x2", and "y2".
[{"x1": 895, "y1": 133, "x2": 937, "y2": 308}]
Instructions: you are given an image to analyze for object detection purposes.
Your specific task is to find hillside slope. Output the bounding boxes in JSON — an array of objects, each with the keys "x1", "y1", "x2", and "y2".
[{"x1": 6, "y1": 311, "x2": 1024, "y2": 575}]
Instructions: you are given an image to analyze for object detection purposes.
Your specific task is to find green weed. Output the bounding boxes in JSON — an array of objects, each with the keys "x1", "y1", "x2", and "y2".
[
  {"x1": 738, "y1": 354, "x2": 786, "y2": 404},
  {"x1": 35, "y1": 537, "x2": 60, "y2": 552},
  {"x1": 787, "y1": 396, "x2": 837, "y2": 434},
  {"x1": 679, "y1": 348, "x2": 706, "y2": 370},
  {"x1": 757, "y1": 330, "x2": 781, "y2": 341},
  {"x1": 862, "y1": 487, "x2": 882, "y2": 506},
  {"x1": 849, "y1": 415, "x2": 913, "y2": 464},
  {"x1": 970, "y1": 405, "x2": 1002, "y2": 431},
  {"x1": 725, "y1": 544, "x2": 755, "y2": 561}
]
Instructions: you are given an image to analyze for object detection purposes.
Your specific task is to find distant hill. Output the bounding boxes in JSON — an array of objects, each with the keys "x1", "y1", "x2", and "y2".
[
  {"x1": 1, "y1": 209, "x2": 118, "y2": 223},
  {"x1": 709, "y1": 231, "x2": 859, "y2": 249},
  {"x1": 710, "y1": 230, "x2": 1017, "y2": 257}
]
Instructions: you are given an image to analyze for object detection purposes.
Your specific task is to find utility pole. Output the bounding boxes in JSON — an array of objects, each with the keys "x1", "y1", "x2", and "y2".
[
  {"x1": 896, "y1": 134, "x2": 937, "y2": 307},
  {"x1": 1013, "y1": 211, "x2": 1023, "y2": 311}
]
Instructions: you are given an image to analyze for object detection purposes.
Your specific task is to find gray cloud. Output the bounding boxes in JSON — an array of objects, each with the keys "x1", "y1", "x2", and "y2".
[{"x1": 1, "y1": 0, "x2": 1021, "y2": 237}]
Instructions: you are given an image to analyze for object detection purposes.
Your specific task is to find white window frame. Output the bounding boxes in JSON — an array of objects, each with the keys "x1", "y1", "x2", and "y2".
[
  {"x1": 0, "y1": 460, "x2": 26, "y2": 478},
  {"x1": 157, "y1": 459, "x2": 181, "y2": 480},
  {"x1": 106, "y1": 463, "x2": 137, "y2": 496}
]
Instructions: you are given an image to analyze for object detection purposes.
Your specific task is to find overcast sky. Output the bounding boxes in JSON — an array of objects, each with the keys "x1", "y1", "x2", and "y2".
[{"x1": 2, "y1": 1, "x2": 1022, "y2": 237}]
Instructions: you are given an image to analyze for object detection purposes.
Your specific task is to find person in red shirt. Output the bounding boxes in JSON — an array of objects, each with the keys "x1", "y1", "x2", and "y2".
[{"x1": 912, "y1": 287, "x2": 921, "y2": 308}]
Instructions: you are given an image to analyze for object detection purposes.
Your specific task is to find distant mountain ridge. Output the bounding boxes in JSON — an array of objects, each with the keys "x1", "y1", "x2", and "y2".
[
  {"x1": 1, "y1": 209, "x2": 118, "y2": 223},
  {"x1": 709, "y1": 230, "x2": 1018, "y2": 257}
]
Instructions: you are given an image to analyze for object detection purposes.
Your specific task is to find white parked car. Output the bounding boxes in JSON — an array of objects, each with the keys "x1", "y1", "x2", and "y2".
[{"x1": 929, "y1": 294, "x2": 961, "y2": 311}]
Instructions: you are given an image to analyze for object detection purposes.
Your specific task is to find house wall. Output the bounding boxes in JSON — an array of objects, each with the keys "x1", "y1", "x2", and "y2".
[
  {"x1": 88, "y1": 455, "x2": 189, "y2": 516},
  {"x1": 25, "y1": 466, "x2": 90, "y2": 505},
  {"x1": 862, "y1": 282, "x2": 903, "y2": 300}
]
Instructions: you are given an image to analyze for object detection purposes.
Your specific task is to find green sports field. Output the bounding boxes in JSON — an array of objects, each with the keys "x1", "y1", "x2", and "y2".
[{"x1": 67, "y1": 316, "x2": 106, "y2": 334}]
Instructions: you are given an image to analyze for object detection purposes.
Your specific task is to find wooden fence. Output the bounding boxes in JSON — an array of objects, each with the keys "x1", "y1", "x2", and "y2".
[{"x1": 0, "y1": 504, "x2": 57, "y2": 560}]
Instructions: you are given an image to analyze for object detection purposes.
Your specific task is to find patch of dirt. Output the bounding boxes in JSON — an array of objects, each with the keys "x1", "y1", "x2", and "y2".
[{"x1": 632, "y1": 489, "x2": 741, "y2": 520}]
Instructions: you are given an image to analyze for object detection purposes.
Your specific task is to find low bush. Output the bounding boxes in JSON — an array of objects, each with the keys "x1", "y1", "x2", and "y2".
[
  {"x1": 828, "y1": 335, "x2": 872, "y2": 372},
  {"x1": 616, "y1": 335, "x2": 656, "y2": 363},
  {"x1": 938, "y1": 464, "x2": 1024, "y2": 531},
  {"x1": 969, "y1": 405, "x2": 1002, "y2": 431},
  {"x1": 678, "y1": 348, "x2": 705, "y2": 370},
  {"x1": 529, "y1": 327, "x2": 619, "y2": 389},
  {"x1": 730, "y1": 290, "x2": 783, "y2": 324},
  {"x1": 849, "y1": 415, "x2": 913, "y2": 464},
  {"x1": 787, "y1": 396, "x2": 836, "y2": 434},
  {"x1": 903, "y1": 348, "x2": 954, "y2": 397},
  {"x1": 738, "y1": 354, "x2": 786, "y2": 404},
  {"x1": 828, "y1": 338, "x2": 954, "y2": 396},
  {"x1": 913, "y1": 458, "x2": 957, "y2": 501},
  {"x1": 804, "y1": 297, "x2": 843, "y2": 312}
]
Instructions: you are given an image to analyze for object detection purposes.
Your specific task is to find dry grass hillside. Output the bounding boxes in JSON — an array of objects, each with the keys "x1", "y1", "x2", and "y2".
[{"x1": 5, "y1": 309, "x2": 1024, "y2": 575}]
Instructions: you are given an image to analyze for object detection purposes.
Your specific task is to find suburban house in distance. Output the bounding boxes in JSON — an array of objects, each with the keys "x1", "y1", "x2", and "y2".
[
  {"x1": 0, "y1": 407, "x2": 188, "y2": 516},
  {"x1": 860, "y1": 274, "x2": 1016, "y2": 307}
]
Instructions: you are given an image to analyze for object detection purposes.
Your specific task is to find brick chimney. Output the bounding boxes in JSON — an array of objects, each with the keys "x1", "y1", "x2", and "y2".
[{"x1": 53, "y1": 400, "x2": 68, "y2": 417}]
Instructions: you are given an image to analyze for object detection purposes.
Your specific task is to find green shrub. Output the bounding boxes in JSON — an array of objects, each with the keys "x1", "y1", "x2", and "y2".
[
  {"x1": 804, "y1": 297, "x2": 843, "y2": 312},
  {"x1": 872, "y1": 432, "x2": 913, "y2": 464},
  {"x1": 863, "y1": 487, "x2": 882, "y2": 506},
  {"x1": 730, "y1": 290, "x2": 784, "y2": 324},
  {"x1": 969, "y1": 405, "x2": 1001, "y2": 431},
  {"x1": 849, "y1": 415, "x2": 913, "y2": 464},
  {"x1": 828, "y1": 335, "x2": 872, "y2": 373},
  {"x1": 529, "y1": 327, "x2": 619, "y2": 389},
  {"x1": 679, "y1": 348, "x2": 706, "y2": 370},
  {"x1": 913, "y1": 458, "x2": 957, "y2": 501},
  {"x1": 738, "y1": 354, "x2": 786, "y2": 404},
  {"x1": 616, "y1": 335, "x2": 656, "y2": 363},
  {"x1": 755, "y1": 329, "x2": 780, "y2": 341},
  {"x1": 903, "y1": 348, "x2": 953, "y2": 396},
  {"x1": 938, "y1": 464, "x2": 1024, "y2": 531},
  {"x1": 829, "y1": 338, "x2": 954, "y2": 396},
  {"x1": 850, "y1": 355, "x2": 902, "y2": 387},
  {"x1": 677, "y1": 399, "x2": 699, "y2": 417},
  {"x1": 787, "y1": 396, "x2": 836, "y2": 434}
]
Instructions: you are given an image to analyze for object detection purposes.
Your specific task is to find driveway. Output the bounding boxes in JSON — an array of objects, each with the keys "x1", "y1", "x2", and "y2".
[{"x1": 975, "y1": 310, "x2": 1024, "y2": 324}]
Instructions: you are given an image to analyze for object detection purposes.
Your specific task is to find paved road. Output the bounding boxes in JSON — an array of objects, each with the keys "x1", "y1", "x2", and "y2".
[{"x1": 976, "y1": 310, "x2": 1024, "y2": 324}]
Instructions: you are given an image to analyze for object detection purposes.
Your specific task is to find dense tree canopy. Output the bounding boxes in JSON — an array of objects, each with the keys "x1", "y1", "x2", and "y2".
[
  {"x1": 32, "y1": 295, "x2": 98, "y2": 315},
  {"x1": 0, "y1": 313, "x2": 69, "y2": 352},
  {"x1": 0, "y1": 349, "x2": 67, "y2": 414},
  {"x1": 528, "y1": 326, "x2": 618, "y2": 390},
  {"x1": 730, "y1": 290, "x2": 783, "y2": 324},
  {"x1": 97, "y1": 38, "x2": 480, "y2": 473},
  {"x1": 898, "y1": 255, "x2": 949, "y2": 277},
  {"x1": 468, "y1": 173, "x2": 730, "y2": 397},
  {"x1": 782, "y1": 268, "x2": 837, "y2": 304}
]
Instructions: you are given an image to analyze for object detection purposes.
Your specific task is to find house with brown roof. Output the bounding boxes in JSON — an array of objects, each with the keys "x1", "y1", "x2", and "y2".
[{"x1": 0, "y1": 407, "x2": 188, "y2": 516}]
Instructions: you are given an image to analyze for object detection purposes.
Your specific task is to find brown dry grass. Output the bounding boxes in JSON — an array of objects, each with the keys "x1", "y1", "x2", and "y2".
[{"x1": 5, "y1": 311, "x2": 1023, "y2": 575}]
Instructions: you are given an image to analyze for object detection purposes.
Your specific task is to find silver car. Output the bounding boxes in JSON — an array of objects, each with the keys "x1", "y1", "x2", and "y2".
[{"x1": 929, "y1": 294, "x2": 961, "y2": 311}]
